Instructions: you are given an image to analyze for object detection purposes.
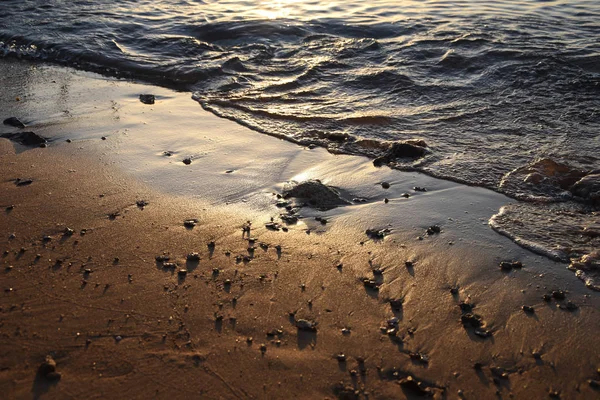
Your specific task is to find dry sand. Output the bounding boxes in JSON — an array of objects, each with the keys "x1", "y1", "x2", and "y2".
[{"x1": 1, "y1": 59, "x2": 599, "y2": 399}]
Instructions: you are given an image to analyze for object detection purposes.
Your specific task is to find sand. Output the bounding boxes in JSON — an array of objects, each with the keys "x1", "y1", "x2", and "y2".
[{"x1": 1, "y1": 58, "x2": 599, "y2": 399}]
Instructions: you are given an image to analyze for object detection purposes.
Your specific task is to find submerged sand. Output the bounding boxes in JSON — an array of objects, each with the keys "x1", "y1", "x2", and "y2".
[{"x1": 1, "y1": 59, "x2": 599, "y2": 399}]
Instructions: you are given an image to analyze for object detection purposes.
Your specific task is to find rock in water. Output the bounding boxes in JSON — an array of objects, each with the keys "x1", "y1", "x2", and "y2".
[
  {"x1": 139, "y1": 94, "x2": 155, "y2": 105},
  {"x1": 3, "y1": 117, "x2": 26, "y2": 128},
  {"x1": 373, "y1": 140, "x2": 429, "y2": 166},
  {"x1": 1, "y1": 131, "x2": 47, "y2": 146},
  {"x1": 282, "y1": 180, "x2": 350, "y2": 210},
  {"x1": 570, "y1": 173, "x2": 600, "y2": 204}
]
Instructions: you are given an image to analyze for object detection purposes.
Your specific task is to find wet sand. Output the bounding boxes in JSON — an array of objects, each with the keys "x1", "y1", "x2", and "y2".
[{"x1": 1, "y1": 59, "x2": 599, "y2": 399}]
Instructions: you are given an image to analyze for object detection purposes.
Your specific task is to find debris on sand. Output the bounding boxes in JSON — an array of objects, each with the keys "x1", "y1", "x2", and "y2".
[
  {"x1": 3, "y1": 117, "x2": 26, "y2": 128},
  {"x1": 14, "y1": 178, "x2": 33, "y2": 186},
  {"x1": 38, "y1": 355, "x2": 61, "y2": 381},
  {"x1": 139, "y1": 94, "x2": 155, "y2": 105},
  {"x1": 366, "y1": 228, "x2": 390, "y2": 240},
  {"x1": 182, "y1": 157, "x2": 192, "y2": 165},
  {"x1": 281, "y1": 180, "x2": 350, "y2": 210},
  {"x1": 499, "y1": 260, "x2": 523, "y2": 271},
  {"x1": 295, "y1": 319, "x2": 317, "y2": 331},
  {"x1": 184, "y1": 219, "x2": 198, "y2": 228},
  {"x1": 1, "y1": 131, "x2": 47, "y2": 146}
]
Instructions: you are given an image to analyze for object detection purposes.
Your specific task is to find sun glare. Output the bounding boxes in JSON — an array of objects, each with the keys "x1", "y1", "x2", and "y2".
[{"x1": 255, "y1": 0, "x2": 307, "y2": 20}]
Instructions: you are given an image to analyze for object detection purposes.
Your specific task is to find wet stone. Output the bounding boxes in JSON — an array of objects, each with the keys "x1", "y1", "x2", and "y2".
[
  {"x1": 3, "y1": 117, "x2": 26, "y2": 128},
  {"x1": 500, "y1": 260, "x2": 523, "y2": 271},
  {"x1": 426, "y1": 225, "x2": 441, "y2": 235},
  {"x1": 38, "y1": 355, "x2": 61, "y2": 381},
  {"x1": 295, "y1": 319, "x2": 317, "y2": 331},
  {"x1": 281, "y1": 180, "x2": 350, "y2": 210},
  {"x1": 1, "y1": 131, "x2": 47, "y2": 146},
  {"x1": 552, "y1": 290, "x2": 566, "y2": 300},
  {"x1": 139, "y1": 94, "x2": 155, "y2": 105},
  {"x1": 381, "y1": 182, "x2": 390, "y2": 189}
]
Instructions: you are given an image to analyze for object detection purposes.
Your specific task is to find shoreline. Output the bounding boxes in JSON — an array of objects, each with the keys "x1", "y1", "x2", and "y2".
[{"x1": 1, "y1": 58, "x2": 599, "y2": 399}]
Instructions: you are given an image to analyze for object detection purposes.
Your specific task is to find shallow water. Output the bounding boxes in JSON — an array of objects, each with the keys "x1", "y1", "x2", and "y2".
[{"x1": 1, "y1": 1, "x2": 599, "y2": 265}]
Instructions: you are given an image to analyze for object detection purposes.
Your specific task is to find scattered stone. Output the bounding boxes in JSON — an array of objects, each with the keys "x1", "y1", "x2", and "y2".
[
  {"x1": 401, "y1": 193, "x2": 410, "y2": 198},
  {"x1": 336, "y1": 353, "x2": 346, "y2": 362},
  {"x1": 389, "y1": 299, "x2": 403, "y2": 310},
  {"x1": 362, "y1": 278, "x2": 380, "y2": 290},
  {"x1": 522, "y1": 305, "x2": 535, "y2": 313},
  {"x1": 381, "y1": 182, "x2": 390, "y2": 189},
  {"x1": 499, "y1": 260, "x2": 523, "y2": 271},
  {"x1": 259, "y1": 344, "x2": 267, "y2": 353},
  {"x1": 183, "y1": 219, "x2": 197, "y2": 228},
  {"x1": 450, "y1": 287, "x2": 459, "y2": 295},
  {"x1": 38, "y1": 355, "x2": 61, "y2": 381},
  {"x1": 413, "y1": 186, "x2": 427, "y2": 192},
  {"x1": 64, "y1": 227, "x2": 74, "y2": 236},
  {"x1": 552, "y1": 290, "x2": 566, "y2": 300},
  {"x1": 588, "y1": 379, "x2": 600, "y2": 389},
  {"x1": 295, "y1": 319, "x2": 317, "y2": 331},
  {"x1": 341, "y1": 328, "x2": 351, "y2": 335},
  {"x1": 409, "y1": 352, "x2": 429, "y2": 364},
  {"x1": 182, "y1": 158, "x2": 192, "y2": 165},
  {"x1": 14, "y1": 178, "x2": 33, "y2": 186},
  {"x1": 543, "y1": 294, "x2": 552, "y2": 302},
  {"x1": 384, "y1": 198, "x2": 389, "y2": 203},
  {"x1": 155, "y1": 255, "x2": 170, "y2": 262},
  {"x1": 366, "y1": 228, "x2": 390, "y2": 240},
  {"x1": 163, "y1": 262, "x2": 177, "y2": 270},
  {"x1": 139, "y1": 94, "x2": 155, "y2": 105},
  {"x1": 136, "y1": 200, "x2": 148, "y2": 208},
  {"x1": 398, "y1": 376, "x2": 431, "y2": 396},
  {"x1": 1, "y1": 131, "x2": 47, "y2": 146},
  {"x1": 3, "y1": 117, "x2": 26, "y2": 128},
  {"x1": 187, "y1": 252, "x2": 200, "y2": 262},
  {"x1": 426, "y1": 225, "x2": 441, "y2": 235},
  {"x1": 265, "y1": 222, "x2": 281, "y2": 231},
  {"x1": 461, "y1": 313, "x2": 483, "y2": 328}
]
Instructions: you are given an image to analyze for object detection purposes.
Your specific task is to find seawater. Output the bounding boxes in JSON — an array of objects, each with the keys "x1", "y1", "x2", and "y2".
[{"x1": 0, "y1": 0, "x2": 599, "y2": 269}]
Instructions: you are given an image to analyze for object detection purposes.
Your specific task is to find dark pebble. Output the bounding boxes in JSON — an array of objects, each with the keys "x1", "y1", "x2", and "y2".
[
  {"x1": 139, "y1": 94, "x2": 155, "y2": 105},
  {"x1": 3, "y1": 117, "x2": 26, "y2": 128},
  {"x1": 381, "y1": 182, "x2": 390, "y2": 189},
  {"x1": 522, "y1": 305, "x2": 535, "y2": 313},
  {"x1": 182, "y1": 158, "x2": 192, "y2": 165}
]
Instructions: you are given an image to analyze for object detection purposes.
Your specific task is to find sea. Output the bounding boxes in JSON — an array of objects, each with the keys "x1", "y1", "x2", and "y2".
[{"x1": 0, "y1": 1, "x2": 598, "y2": 271}]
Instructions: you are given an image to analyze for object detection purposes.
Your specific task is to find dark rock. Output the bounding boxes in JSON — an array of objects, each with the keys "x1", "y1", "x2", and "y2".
[
  {"x1": 186, "y1": 252, "x2": 200, "y2": 261},
  {"x1": 139, "y1": 94, "x2": 155, "y2": 105},
  {"x1": 474, "y1": 328, "x2": 492, "y2": 338},
  {"x1": 398, "y1": 376, "x2": 430, "y2": 396},
  {"x1": 413, "y1": 186, "x2": 427, "y2": 192},
  {"x1": 499, "y1": 261, "x2": 522, "y2": 271},
  {"x1": 38, "y1": 356, "x2": 60, "y2": 381},
  {"x1": 373, "y1": 140, "x2": 429, "y2": 167},
  {"x1": 461, "y1": 313, "x2": 483, "y2": 328},
  {"x1": 155, "y1": 255, "x2": 170, "y2": 262},
  {"x1": 362, "y1": 278, "x2": 380, "y2": 290},
  {"x1": 569, "y1": 173, "x2": 600, "y2": 204},
  {"x1": 552, "y1": 290, "x2": 566, "y2": 300},
  {"x1": 426, "y1": 225, "x2": 441, "y2": 235},
  {"x1": 543, "y1": 294, "x2": 552, "y2": 302},
  {"x1": 177, "y1": 269, "x2": 188, "y2": 276},
  {"x1": 3, "y1": 117, "x2": 26, "y2": 128},
  {"x1": 182, "y1": 158, "x2": 192, "y2": 165},
  {"x1": 281, "y1": 180, "x2": 350, "y2": 210},
  {"x1": 381, "y1": 182, "x2": 390, "y2": 189},
  {"x1": 450, "y1": 287, "x2": 459, "y2": 295},
  {"x1": 389, "y1": 299, "x2": 403, "y2": 310},
  {"x1": 522, "y1": 305, "x2": 535, "y2": 313},
  {"x1": 1, "y1": 131, "x2": 47, "y2": 146},
  {"x1": 183, "y1": 219, "x2": 197, "y2": 228},
  {"x1": 366, "y1": 228, "x2": 389, "y2": 240}
]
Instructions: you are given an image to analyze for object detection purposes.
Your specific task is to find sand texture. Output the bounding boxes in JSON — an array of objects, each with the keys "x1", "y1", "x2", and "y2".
[{"x1": 1, "y1": 59, "x2": 599, "y2": 399}]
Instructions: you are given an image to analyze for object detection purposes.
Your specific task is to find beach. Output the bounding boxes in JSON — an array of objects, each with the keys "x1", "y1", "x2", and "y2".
[{"x1": 1, "y1": 58, "x2": 599, "y2": 399}]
